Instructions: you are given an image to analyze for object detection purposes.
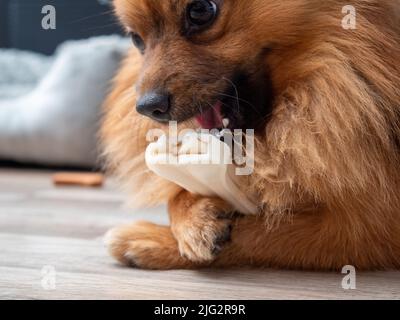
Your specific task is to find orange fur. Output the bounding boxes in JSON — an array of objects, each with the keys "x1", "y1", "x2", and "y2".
[{"x1": 102, "y1": 0, "x2": 400, "y2": 270}]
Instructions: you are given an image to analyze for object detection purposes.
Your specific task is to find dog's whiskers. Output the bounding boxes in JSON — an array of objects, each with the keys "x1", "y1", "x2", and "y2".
[
  {"x1": 221, "y1": 77, "x2": 241, "y2": 114},
  {"x1": 216, "y1": 92, "x2": 261, "y2": 115}
]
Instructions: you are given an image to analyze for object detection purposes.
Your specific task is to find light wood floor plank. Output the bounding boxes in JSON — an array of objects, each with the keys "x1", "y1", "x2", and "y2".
[{"x1": 0, "y1": 169, "x2": 399, "y2": 299}]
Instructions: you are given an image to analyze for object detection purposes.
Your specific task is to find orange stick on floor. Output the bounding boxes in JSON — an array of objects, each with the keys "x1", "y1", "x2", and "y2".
[{"x1": 52, "y1": 172, "x2": 104, "y2": 187}]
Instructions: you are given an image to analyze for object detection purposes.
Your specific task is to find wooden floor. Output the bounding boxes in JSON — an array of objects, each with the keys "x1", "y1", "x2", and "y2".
[{"x1": 0, "y1": 169, "x2": 399, "y2": 300}]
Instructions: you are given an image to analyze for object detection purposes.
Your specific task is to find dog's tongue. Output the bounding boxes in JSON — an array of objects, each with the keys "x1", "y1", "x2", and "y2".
[{"x1": 195, "y1": 101, "x2": 223, "y2": 129}]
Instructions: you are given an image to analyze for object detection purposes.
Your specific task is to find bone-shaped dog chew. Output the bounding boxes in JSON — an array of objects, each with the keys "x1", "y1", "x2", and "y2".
[{"x1": 145, "y1": 132, "x2": 258, "y2": 214}]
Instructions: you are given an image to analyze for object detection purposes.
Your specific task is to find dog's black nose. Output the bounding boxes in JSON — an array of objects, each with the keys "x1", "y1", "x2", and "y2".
[{"x1": 136, "y1": 91, "x2": 171, "y2": 122}]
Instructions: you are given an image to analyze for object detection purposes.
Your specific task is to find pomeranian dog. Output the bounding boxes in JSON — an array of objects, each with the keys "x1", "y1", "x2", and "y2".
[{"x1": 102, "y1": 0, "x2": 400, "y2": 270}]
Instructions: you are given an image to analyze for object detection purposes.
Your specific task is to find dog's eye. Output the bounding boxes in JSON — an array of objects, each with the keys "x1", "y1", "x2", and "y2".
[
  {"x1": 186, "y1": 0, "x2": 218, "y2": 33},
  {"x1": 130, "y1": 33, "x2": 145, "y2": 54}
]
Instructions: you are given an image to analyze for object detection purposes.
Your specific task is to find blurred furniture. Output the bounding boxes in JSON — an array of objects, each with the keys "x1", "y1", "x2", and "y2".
[
  {"x1": 0, "y1": 0, "x2": 122, "y2": 54},
  {"x1": 0, "y1": 0, "x2": 127, "y2": 168},
  {"x1": 0, "y1": 36, "x2": 128, "y2": 168}
]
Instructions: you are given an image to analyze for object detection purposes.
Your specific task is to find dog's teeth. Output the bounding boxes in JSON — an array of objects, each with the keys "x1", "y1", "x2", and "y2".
[{"x1": 222, "y1": 118, "x2": 230, "y2": 128}]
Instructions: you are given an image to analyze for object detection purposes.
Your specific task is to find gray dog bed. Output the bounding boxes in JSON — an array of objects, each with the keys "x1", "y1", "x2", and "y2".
[{"x1": 0, "y1": 35, "x2": 129, "y2": 167}]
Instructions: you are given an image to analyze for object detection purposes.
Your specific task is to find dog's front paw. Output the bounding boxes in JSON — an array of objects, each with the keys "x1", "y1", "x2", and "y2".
[
  {"x1": 171, "y1": 197, "x2": 234, "y2": 263},
  {"x1": 104, "y1": 222, "x2": 190, "y2": 270}
]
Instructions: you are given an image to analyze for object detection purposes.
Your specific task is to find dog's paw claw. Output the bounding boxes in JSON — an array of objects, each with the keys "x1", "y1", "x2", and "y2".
[{"x1": 175, "y1": 216, "x2": 233, "y2": 263}]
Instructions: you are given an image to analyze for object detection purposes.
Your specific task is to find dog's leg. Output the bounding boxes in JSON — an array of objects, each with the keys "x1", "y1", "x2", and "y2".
[
  {"x1": 168, "y1": 190, "x2": 234, "y2": 263},
  {"x1": 104, "y1": 212, "x2": 326, "y2": 270},
  {"x1": 213, "y1": 210, "x2": 399, "y2": 270},
  {"x1": 105, "y1": 190, "x2": 234, "y2": 269},
  {"x1": 105, "y1": 204, "x2": 396, "y2": 270},
  {"x1": 105, "y1": 221, "x2": 194, "y2": 269}
]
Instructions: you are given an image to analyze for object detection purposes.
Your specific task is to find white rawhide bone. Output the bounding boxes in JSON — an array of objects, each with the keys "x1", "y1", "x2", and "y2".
[{"x1": 145, "y1": 132, "x2": 258, "y2": 214}]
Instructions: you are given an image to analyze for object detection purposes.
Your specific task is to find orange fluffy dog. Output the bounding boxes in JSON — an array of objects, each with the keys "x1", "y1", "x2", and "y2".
[{"x1": 101, "y1": 0, "x2": 400, "y2": 270}]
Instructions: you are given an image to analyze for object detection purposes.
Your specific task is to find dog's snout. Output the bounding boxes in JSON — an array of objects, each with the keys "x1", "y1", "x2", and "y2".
[{"x1": 136, "y1": 91, "x2": 171, "y2": 122}]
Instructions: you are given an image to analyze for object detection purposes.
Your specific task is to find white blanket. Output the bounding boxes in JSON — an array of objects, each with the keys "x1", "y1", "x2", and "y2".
[{"x1": 0, "y1": 35, "x2": 129, "y2": 167}]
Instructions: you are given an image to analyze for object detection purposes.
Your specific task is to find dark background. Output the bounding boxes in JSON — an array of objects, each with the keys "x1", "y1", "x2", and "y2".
[{"x1": 0, "y1": 0, "x2": 123, "y2": 55}]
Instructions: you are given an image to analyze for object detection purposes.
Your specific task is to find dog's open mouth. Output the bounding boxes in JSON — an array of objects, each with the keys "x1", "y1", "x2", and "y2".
[
  {"x1": 194, "y1": 96, "x2": 261, "y2": 132},
  {"x1": 194, "y1": 87, "x2": 251, "y2": 131},
  {"x1": 193, "y1": 95, "x2": 264, "y2": 132},
  {"x1": 194, "y1": 71, "x2": 274, "y2": 132},
  {"x1": 195, "y1": 101, "x2": 228, "y2": 130}
]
